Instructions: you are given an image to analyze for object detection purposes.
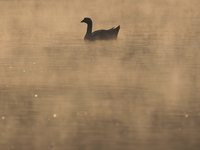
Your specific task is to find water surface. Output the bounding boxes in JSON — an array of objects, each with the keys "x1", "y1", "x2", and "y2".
[{"x1": 0, "y1": 1, "x2": 200, "y2": 150}]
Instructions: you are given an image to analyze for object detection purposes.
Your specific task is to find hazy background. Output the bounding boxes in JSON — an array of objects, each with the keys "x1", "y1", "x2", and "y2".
[{"x1": 0, "y1": 0, "x2": 200, "y2": 150}]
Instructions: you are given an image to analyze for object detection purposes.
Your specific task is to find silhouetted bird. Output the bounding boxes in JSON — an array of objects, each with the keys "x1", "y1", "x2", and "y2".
[{"x1": 81, "y1": 17, "x2": 120, "y2": 41}]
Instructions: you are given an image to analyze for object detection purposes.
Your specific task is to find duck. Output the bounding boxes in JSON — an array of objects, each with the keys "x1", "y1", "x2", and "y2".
[{"x1": 81, "y1": 17, "x2": 120, "y2": 41}]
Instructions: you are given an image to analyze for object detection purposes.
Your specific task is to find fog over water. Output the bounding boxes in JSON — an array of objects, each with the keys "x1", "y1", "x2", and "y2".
[{"x1": 0, "y1": 0, "x2": 200, "y2": 150}]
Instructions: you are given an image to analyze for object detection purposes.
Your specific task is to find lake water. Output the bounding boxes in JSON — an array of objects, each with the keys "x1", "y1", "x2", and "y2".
[{"x1": 0, "y1": 0, "x2": 200, "y2": 150}]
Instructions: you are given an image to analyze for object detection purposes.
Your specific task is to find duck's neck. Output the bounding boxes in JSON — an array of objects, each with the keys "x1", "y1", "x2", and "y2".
[{"x1": 84, "y1": 22, "x2": 92, "y2": 40}]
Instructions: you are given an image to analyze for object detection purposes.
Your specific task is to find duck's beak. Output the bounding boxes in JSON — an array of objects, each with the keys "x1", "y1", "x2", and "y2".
[{"x1": 81, "y1": 19, "x2": 84, "y2": 23}]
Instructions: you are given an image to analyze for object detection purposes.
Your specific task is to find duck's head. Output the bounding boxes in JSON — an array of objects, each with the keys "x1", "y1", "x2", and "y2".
[{"x1": 81, "y1": 17, "x2": 92, "y2": 24}]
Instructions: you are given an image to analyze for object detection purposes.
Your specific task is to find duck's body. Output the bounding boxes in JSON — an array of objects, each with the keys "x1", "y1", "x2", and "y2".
[{"x1": 81, "y1": 18, "x2": 120, "y2": 41}]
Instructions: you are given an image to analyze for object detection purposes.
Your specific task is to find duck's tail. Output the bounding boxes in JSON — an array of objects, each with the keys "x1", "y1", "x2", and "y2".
[
  {"x1": 115, "y1": 25, "x2": 120, "y2": 32},
  {"x1": 113, "y1": 25, "x2": 120, "y2": 38}
]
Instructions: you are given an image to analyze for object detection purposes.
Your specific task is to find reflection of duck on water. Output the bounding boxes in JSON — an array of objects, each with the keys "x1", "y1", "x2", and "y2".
[{"x1": 81, "y1": 17, "x2": 120, "y2": 41}]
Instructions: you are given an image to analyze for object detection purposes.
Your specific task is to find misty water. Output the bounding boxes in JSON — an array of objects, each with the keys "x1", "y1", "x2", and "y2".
[{"x1": 0, "y1": 1, "x2": 200, "y2": 150}]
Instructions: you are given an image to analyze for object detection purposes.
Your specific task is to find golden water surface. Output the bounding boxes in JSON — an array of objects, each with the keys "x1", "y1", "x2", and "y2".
[{"x1": 0, "y1": 0, "x2": 200, "y2": 150}]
